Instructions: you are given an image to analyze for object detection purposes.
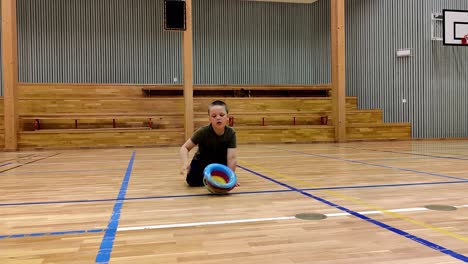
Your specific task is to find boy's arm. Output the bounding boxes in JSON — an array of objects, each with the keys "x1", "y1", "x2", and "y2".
[
  {"x1": 179, "y1": 139, "x2": 196, "y2": 175},
  {"x1": 227, "y1": 148, "x2": 238, "y2": 185},
  {"x1": 227, "y1": 148, "x2": 237, "y2": 173}
]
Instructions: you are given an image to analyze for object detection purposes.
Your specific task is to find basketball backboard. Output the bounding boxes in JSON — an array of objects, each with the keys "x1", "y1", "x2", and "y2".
[{"x1": 443, "y1": 9, "x2": 468, "y2": 46}]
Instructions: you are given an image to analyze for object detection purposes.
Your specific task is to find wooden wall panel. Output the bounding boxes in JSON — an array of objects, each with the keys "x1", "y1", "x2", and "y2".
[
  {"x1": 195, "y1": 109, "x2": 383, "y2": 128},
  {"x1": 10, "y1": 83, "x2": 411, "y2": 149},
  {"x1": 18, "y1": 129, "x2": 185, "y2": 149},
  {"x1": 18, "y1": 97, "x2": 357, "y2": 115},
  {"x1": 346, "y1": 123, "x2": 411, "y2": 140},
  {"x1": 193, "y1": 97, "x2": 358, "y2": 114},
  {"x1": 18, "y1": 98, "x2": 185, "y2": 114},
  {"x1": 236, "y1": 126, "x2": 335, "y2": 144},
  {"x1": 0, "y1": 99, "x2": 4, "y2": 148},
  {"x1": 18, "y1": 83, "x2": 332, "y2": 98},
  {"x1": 18, "y1": 83, "x2": 149, "y2": 98}
]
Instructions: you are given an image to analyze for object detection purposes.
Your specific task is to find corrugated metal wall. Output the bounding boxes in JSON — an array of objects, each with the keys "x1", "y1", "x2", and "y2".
[
  {"x1": 0, "y1": 3, "x2": 3, "y2": 93},
  {"x1": 193, "y1": 0, "x2": 330, "y2": 84},
  {"x1": 1, "y1": 0, "x2": 467, "y2": 138},
  {"x1": 16, "y1": 0, "x2": 183, "y2": 84},
  {"x1": 14, "y1": 0, "x2": 330, "y2": 85},
  {"x1": 430, "y1": 0, "x2": 468, "y2": 138},
  {"x1": 346, "y1": 0, "x2": 468, "y2": 138}
]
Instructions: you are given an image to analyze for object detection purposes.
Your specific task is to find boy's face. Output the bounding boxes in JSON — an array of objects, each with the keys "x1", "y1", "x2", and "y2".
[{"x1": 208, "y1": 105, "x2": 228, "y2": 129}]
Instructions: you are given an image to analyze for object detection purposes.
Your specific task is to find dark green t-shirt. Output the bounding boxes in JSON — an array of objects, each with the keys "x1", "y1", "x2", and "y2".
[{"x1": 191, "y1": 124, "x2": 237, "y2": 165}]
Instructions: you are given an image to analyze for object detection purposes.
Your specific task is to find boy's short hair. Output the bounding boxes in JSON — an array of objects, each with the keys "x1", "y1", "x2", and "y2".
[{"x1": 208, "y1": 100, "x2": 229, "y2": 114}]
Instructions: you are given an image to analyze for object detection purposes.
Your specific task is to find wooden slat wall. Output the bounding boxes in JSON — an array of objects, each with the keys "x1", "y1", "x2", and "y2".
[
  {"x1": 18, "y1": 83, "x2": 332, "y2": 98},
  {"x1": 237, "y1": 126, "x2": 335, "y2": 144},
  {"x1": 18, "y1": 97, "x2": 358, "y2": 115},
  {"x1": 18, "y1": 98, "x2": 185, "y2": 114},
  {"x1": 194, "y1": 109, "x2": 383, "y2": 128},
  {"x1": 0, "y1": 98, "x2": 4, "y2": 148},
  {"x1": 346, "y1": 124, "x2": 412, "y2": 140},
  {"x1": 19, "y1": 129, "x2": 185, "y2": 149},
  {"x1": 12, "y1": 83, "x2": 411, "y2": 149},
  {"x1": 21, "y1": 116, "x2": 182, "y2": 131},
  {"x1": 18, "y1": 83, "x2": 148, "y2": 98},
  {"x1": 193, "y1": 97, "x2": 357, "y2": 113}
]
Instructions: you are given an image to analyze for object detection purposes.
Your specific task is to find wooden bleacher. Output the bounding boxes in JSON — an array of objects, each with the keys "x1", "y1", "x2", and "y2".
[
  {"x1": 0, "y1": 100, "x2": 4, "y2": 149},
  {"x1": 20, "y1": 113, "x2": 182, "y2": 130},
  {"x1": 12, "y1": 83, "x2": 410, "y2": 149},
  {"x1": 17, "y1": 83, "x2": 184, "y2": 148},
  {"x1": 193, "y1": 97, "x2": 410, "y2": 144},
  {"x1": 195, "y1": 109, "x2": 383, "y2": 128},
  {"x1": 141, "y1": 84, "x2": 332, "y2": 97}
]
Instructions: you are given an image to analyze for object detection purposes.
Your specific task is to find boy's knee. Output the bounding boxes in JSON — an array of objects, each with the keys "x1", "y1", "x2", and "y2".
[
  {"x1": 185, "y1": 160, "x2": 206, "y2": 187},
  {"x1": 186, "y1": 176, "x2": 204, "y2": 187},
  {"x1": 186, "y1": 171, "x2": 204, "y2": 187}
]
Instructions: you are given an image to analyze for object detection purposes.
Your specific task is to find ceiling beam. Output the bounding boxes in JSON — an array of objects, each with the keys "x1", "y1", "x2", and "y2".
[{"x1": 242, "y1": 0, "x2": 318, "y2": 4}]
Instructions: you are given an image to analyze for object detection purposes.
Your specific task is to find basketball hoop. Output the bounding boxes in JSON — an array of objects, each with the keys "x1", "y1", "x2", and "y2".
[{"x1": 462, "y1": 35, "x2": 468, "y2": 45}]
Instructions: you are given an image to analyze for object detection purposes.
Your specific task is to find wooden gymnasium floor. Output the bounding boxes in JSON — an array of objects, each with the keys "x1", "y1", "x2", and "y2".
[{"x1": 1, "y1": 141, "x2": 467, "y2": 264}]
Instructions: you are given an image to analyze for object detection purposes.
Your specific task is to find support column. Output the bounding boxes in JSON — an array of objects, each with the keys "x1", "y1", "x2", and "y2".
[
  {"x1": 182, "y1": 0, "x2": 194, "y2": 139},
  {"x1": 2, "y1": 0, "x2": 19, "y2": 150},
  {"x1": 331, "y1": 0, "x2": 346, "y2": 142}
]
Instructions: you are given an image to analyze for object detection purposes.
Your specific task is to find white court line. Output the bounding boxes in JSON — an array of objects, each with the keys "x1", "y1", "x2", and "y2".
[
  {"x1": 242, "y1": 155, "x2": 305, "y2": 159},
  {"x1": 46, "y1": 153, "x2": 180, "y2": 159},
  {"x1": 23, "y1": 153, "x2": 344, "y2": 165},
  {"x1": 25, "y1": 155, "x2": 305, "y2": 166},
  {"x1": 21, "y1": 158, "x2": 180, "y2": 166},
  {"x1": 117, "y1": 204, "x2": 468, "y2": 232},
  {"x1": 118, "y1": 216, "x2": 296, "y2": 231},
  {"x1": 44, "y1": 150, "x2": 271, "y2": 160},
  {"x1": 25, "y1": 154, "x2": 418, "y2": 166},
  {"x1": 2, "y1": 168, "x2": 124, "y2": 175}
]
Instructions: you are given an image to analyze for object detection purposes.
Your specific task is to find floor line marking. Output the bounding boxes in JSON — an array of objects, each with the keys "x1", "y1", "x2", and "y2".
[
  {"x1": 2, "y1": 168, "x2": 123, "y2": 175},
  {"x1": 240, "y1": 159, "x2": 468, "y2": 243},
  {"x1": 341, "y1": 146, "x2": 468, "y2": 161},
  {"x1": 117, "y1": 205, "x2": 468, "y2": 231},
  {"x1": 2, "y1": 180, "x2": 467, "y2": 207},
  {"x1": 95, "y1": 151, "x2": 136, "y2": 264},
  {"x1": 268, "y1": 147, "x2": 467, "y2": 181},
  {"x1": 239, "y1": 163, "x2": 468, "y2": 262},
  {"x1": 0, "y1": 153, "x2": 61, "y2": 174},
  {"x1": 3, "y1": 204, "x2": 466, "y2": 240}
]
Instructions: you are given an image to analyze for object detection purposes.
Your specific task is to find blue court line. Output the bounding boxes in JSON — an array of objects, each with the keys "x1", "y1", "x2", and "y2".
[
  {"x1": 1, "y1": 168, "x2": 123, "y2": 175},
  {"x1": 0, "y1": 153, "x2": 61, "y2": 174},
  {"x1": 0, "y1": 190, "x2": 287, "y2": 207},
  {"x1": 0, "y1": 162, "x2": 12, "y2": 167},
  {"x1": 3, "y1": 180, "x2": 468, "y2": 240},
  {"x1": 272, "y1": 147, "x2": 468, "y2": 181},
  {"x1": 1, "y1": 180, "x2": 468, "y2": 242},
  {"x1": 238, "y1": 165, "x2": 468, "y2": 262},
  {"x1": 0, "y1": 154, "x2": 35, "y2": 164},
  {"x1": 1, "y1": 180, "x2": 468, "y2": 208},
  {"x1": 303, "y1": 180, "x2": 468, "y2": 190},
  {"x1": 0, "y1": 229, "x2": 106, "y2": 240},
  {"x1": 342, "y1": 146, "x2": 468, "y2": 161},
  {"x1": 95, "y1": 151, "x2": 136, "y2": 264},
  {"x1": 0, "y1": 228, "x2": 106, "y2": 240},
  {"x1": 351, "y1": 157, "x2": 428, "y2": 162}
]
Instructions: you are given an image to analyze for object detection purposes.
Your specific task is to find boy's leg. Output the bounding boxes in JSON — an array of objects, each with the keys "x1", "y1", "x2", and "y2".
[{"x1": 186, "y1": 159, "x2": 206, "y2": 187}]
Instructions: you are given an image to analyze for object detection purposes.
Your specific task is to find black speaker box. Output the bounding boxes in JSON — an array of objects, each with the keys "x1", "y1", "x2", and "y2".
[{"x1": 164, "y1": 0, "x2": 186, "y2": 31}]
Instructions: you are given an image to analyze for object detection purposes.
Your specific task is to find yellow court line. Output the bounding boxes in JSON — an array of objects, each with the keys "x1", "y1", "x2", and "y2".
[{"x1": 239, "y1": 159, "x2": 468, "y2": 243}]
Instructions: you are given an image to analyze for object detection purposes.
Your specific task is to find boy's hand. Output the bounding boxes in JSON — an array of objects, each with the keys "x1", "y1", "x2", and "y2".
[{"x1": 180, "y1": 165, "x2": 189, "y2": 176}]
